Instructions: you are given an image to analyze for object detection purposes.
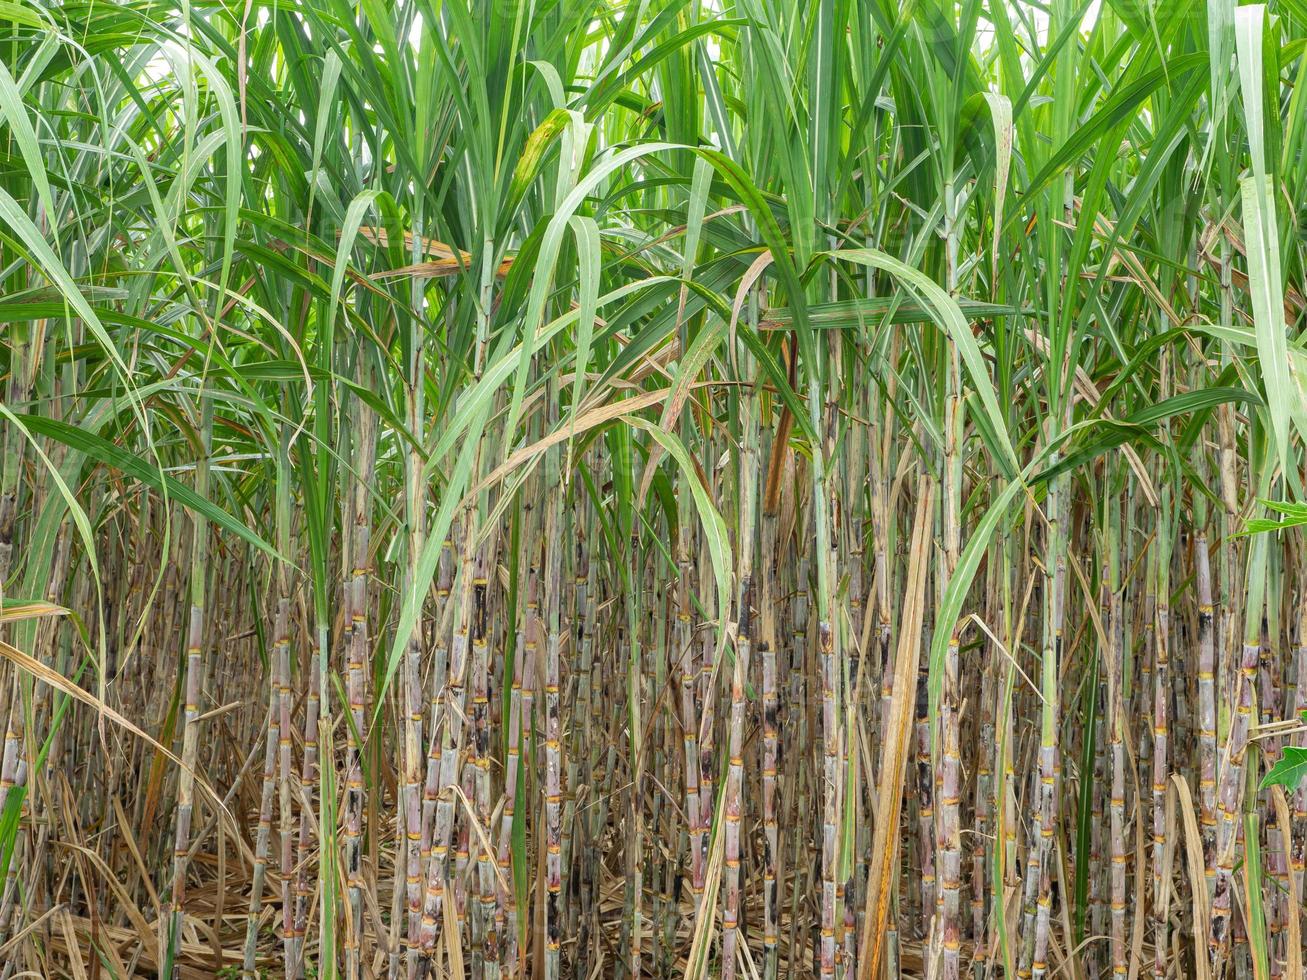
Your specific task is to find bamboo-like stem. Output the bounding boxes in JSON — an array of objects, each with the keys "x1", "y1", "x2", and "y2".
[
  {"x1": 560, "y1": 500, "x2": 587, "y2": 960},
  {"x1": 697, "y1": 531, "x2": 718, "y2": 883},
  {"x1": 1260, "y1": 568, "x2": 1287, "y2": 976},
  {"x1": 623, "y1": 538, "x2": 644, "y2": 980},
  {"x1": 938, "y1": 338, "x2": 964, "y2": 980},
  {"x1": 1292, "y1": 548, "x2": 1307, "y2": 917},
  {"x1": 277, "y1": 588, "x2": 295, "y2": 975},
  {"x1": 1197, "y1": 528, "x2": 1218, "y2": 888},
  {"x1": 269, "y1": 440, "x2": 297, "y2": 975},
  {"x1": 1089, "y1": 648, "x2": 1107, "y2": 979},
  {"x1": 243, "y1": 593, "x2": 289, "y2": 976},
  {"x1": 570, "y1": 517, "x2": 597, "y2": 974},
  {"x1": 812, "y1": 369, "x2": 840, "y2": 980},
  {"x1": 1104, "y1": 488, "x2": 1127, "y2": 979},
  {"x1": 915, "y1": 646, "x2": 936, "y2": 943},
  {"x1": 401, "y1": 339, "x2": 427, "y2": 980},
  {"x1": 423, "y1": 327, "x2": 493, "y2": 972},
  {"x1": 1030, "y1": 470, "x2": 1065, "y2": 980},
  {"x1": 1211, "y1": 529, "x2": 1268, "y2": 970},
  {"x1": 692, "y1": 492, "x2": 718, "y2": 955},
  {"x1": 418, "y1": 516, "x2": 476, "y2": 957},
  {"x1": 787, "y1": 548, "x2": 811, "y2": 974},
  {"x1": 165, "y1": 397, "x2": 212, "y2": 974},
  {"x1": 870, "y1": 402, "x2": 898, "y2": 974},
  {"x1": 343, "y1": 378, "x2": 376, "y2": 980},
  {"x1": 678, "y1": 505, "x2": 703, "y2": 904},
  {"x1": 936, "y1": 166, "x2": 965, "y2": 980},
  {"x1": 522, "y1": 542, "x2": 541, "y2": 970},
  {"x1": 421, "y1": 537, "x2": 455, "y2": 860},
  {"x1": 1152, "y1": 513, "x2": 1172, "y2": 980},
  {"x1": 722, "y1": 359, "x2": 757, "y2": 980},
  {"x1": 543, "y1": 452, "x2": 565, "y2": 980},
  {"x1": 496, "y1": 542, "x2": 531, "y2": 979},
  {"x1": 760, "y1": 494, "x2": 780, "y2": 980},
  {"x1": 292, "y1": 616, "x2": 324, "y2": 978},
  {"x1": 972, "y1": 509, "x2": 999, "y2": 976},
  {"x1": 858, "y1": 478, "x2": 934, "y2": 980},
  {"x1": 470, "y1": 540, "x2": 497, "y2": 980}
]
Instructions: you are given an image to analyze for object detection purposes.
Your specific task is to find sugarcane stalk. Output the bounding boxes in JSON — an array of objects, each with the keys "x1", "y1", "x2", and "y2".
[
  {"x1": 1211, "y1": 525, "x2": 1268, "y2": 971},
  {"x1": 722, "y1": 355, "x2": 757, "y2": 980},
  {"x1": 418, "y1": 516, "x2": 476, "y2": 958},
  {"x1": 468, "y1": 541, "x2": 497, "y2": 979},
  {"x1": 1151, "y1": 522, "x2": 1173, "y2": 980},
  {"x1": 343, "y1": 374, "x2": 376, "y2": 980},
  {"x1": 292, "y1": 614, "x2": 324, "y2": 978},
  {"x1": 809, "y1": 363, "x2": 840, "y2": 980},
  {"x1": 1292, "y1": 547, "x2": 1307, "y2": 919},
  {"x1": 570, "y1": 516, "x2": 596, "y2": 973},
  {"x1": 678, "y1": 501, "x2": 703, "y2": 905},
  {"x1": 916, "y1": 645, "x2": 936, "y2": 943},
  {"x1": 1088, "y1": 659, "x2": 1107, "y2": 977},
  {"x1": 243, "y1": 591, "x2": 289, "y2": 976},
  {"x1": 1259, "y1": 566, "x2": 1286, "y2": 976},
  {"x1": 760, "y1": 485, "x2": 781, "y2": 980},
  {"x1": 497, "y1": 596, "x2": 527, "y2": 978},
  {"x1": 561, "y1": 499, "x2": 587, "y2": 957},
  {"x1": 402, "y1": 321, "x2": 428, "y2": 980},
  {"x1": 938, "y1": 329, "x2": 965, "y2": 980},
  {"x1": 543, "y1": 430, "x2": 565, "y2": 980},
  {"x1": 419, "y1": 257, "x2": 494, "y2": 962},
  {"x1": 1108, "y1": 481, "x2": 1130, "y2": 979},
  {"x1": 786, "y1": 546, "x2": 811, "y2": 974},
  {"x1": 277, "y1": 591, "x2": 295, "y2": 972},
  {"x1": 1197, "y1": 524, "x2": 1218, "y2": 888},
  {"x1": 697, "y1": 530, "x2": 718, "y2": 886},
  {"x1": 421, "y1": 536, "x2": 455, "y2": 860},
  {"x1": 164, "y1": 397, "x2": 212, "y2": 977},
  {"x1": 623, "y1": 539, "x2": 644, "y2": 980},
  {"x1": 1030, "y1": 468, "x2": 1065, "y2": 980}
]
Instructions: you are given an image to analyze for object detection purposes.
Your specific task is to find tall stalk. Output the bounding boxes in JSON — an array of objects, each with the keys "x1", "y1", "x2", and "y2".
[
  {"x1": 722, "y1": 347, "x2": 757, "y2": 980},
  {"x1": 543, "y1": 404, "x2": 565, "y2": 980},
  {"x1": 343, "y1": 366, "x2": 376, "y2": 979},
  {"x1": 165, "y1": 398, "x2": 212, "y2": 975}
]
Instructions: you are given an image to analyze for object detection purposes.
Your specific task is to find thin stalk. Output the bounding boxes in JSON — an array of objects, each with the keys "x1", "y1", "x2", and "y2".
[
  {"x1": 165, "y1": 397, "x2": 212, "y2": 976},
  {"x1": 722, "y1": 357, "x2": 757, "y2": 980}
]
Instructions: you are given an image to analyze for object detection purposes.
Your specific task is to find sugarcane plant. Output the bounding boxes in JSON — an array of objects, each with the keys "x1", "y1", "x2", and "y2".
[{"x1": 2, "y1": 1, "x2": 1307, "y2": 979}]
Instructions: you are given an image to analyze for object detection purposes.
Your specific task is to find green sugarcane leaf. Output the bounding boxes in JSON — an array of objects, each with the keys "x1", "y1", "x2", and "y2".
[
  {"x1": 1240, "y1": 172, "x2": 1292, "y2": 477},
  {"x1": 15, "y1": 414, "x2": 279, "y2": 560},
  {"x1": 0, "y1": 57, "x2": 53, "y2": 221},
  {"x1": 824, "y1": 247, "x2": 1020, "y2": 478},
  {"x1": 624, "y1": 416, "x2": 732, "y2": 632},
  {"x1": 0, "y1": 784, "x2": 24, "y2": 886},
  {"x1": 1260, "y1": 746, "x2": 1307, "y2": 790},
  {"x1": 1243, "y1": 810, "x2": 1270, "y2": 980}
]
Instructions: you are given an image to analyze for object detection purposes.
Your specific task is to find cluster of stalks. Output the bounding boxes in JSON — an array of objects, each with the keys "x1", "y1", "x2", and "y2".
[{"x1": 2, "y1": 1, "x2": 1307, "y2": 979}]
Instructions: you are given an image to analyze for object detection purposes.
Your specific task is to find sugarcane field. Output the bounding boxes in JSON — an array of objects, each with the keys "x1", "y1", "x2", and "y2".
[{"x1": 3, "y1": 0, "x2": 1307, "y2": 977}]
